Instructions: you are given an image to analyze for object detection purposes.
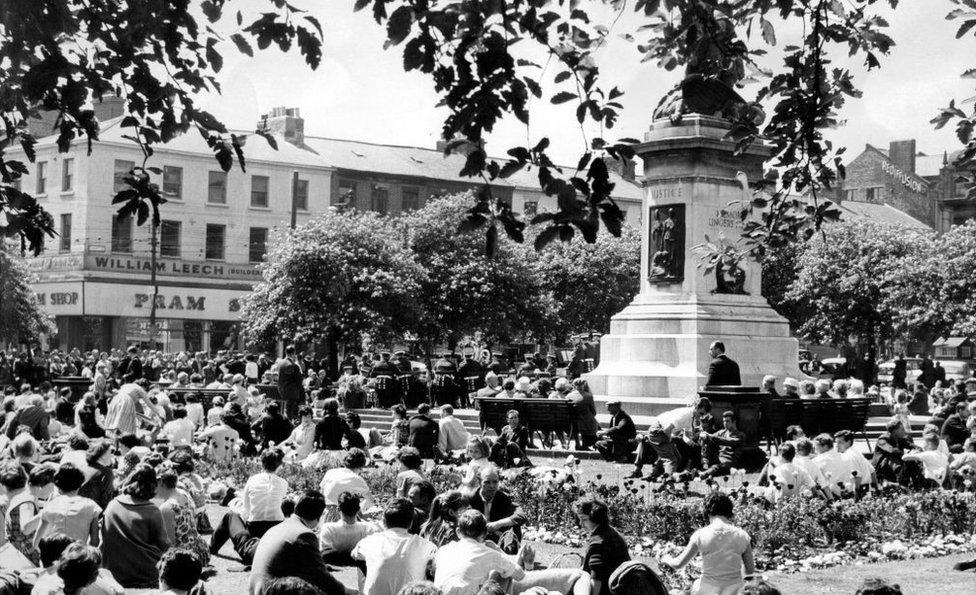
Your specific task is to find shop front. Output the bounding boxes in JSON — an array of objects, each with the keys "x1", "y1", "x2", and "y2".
[{"x1": 35, "y1": 281, "x2": 250, "y2": 353}]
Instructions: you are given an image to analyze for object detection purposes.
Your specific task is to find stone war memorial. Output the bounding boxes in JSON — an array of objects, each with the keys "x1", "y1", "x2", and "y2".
[{"x1": 586, "y1": 114, "x2": 806, "y2": 415}]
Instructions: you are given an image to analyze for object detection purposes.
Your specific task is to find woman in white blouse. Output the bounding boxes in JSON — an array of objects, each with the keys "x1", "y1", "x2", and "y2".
[{"x1": 240, "y1": 448, "x2": 289, "y2": 538}]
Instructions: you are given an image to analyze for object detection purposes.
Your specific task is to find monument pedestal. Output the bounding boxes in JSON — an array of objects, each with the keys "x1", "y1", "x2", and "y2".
[{"x1": 585, "y1": 115, "x2": 805, "y2": 416}]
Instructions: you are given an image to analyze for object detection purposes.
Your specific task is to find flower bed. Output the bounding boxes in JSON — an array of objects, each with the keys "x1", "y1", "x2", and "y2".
[{"x1": 201, "y1": 455, "x2": 976, "y2": 577}]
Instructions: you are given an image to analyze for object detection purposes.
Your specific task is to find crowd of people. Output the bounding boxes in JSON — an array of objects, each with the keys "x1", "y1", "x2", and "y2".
[{"x1": 0, "y1": 341, "x2": 964, "y2": 594}]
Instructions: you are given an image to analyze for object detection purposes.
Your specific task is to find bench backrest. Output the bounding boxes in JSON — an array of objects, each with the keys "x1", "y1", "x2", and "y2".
[{"x1": 770, "y1": 397, "x2": 873, "y2": 438}]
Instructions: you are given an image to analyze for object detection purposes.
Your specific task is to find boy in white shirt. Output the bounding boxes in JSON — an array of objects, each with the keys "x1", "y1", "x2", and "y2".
[
  {"x1": 767, "y1": 442, "x2": 814, "y2": 502},
  {"x1": 834, "y1": 430, "x2": 875, "y2": 494},
  {"x1": 904, "y1": 434, "x2": 949, "y2": 487}
]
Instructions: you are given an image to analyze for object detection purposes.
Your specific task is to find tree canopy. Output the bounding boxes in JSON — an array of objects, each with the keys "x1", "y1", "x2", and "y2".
[
  {"x1": 0, "y1": 249, "x2": 52, "y2": 347},
  {"x1": 403, "y1": 193, "x2": 552, "y2": 348},
  {"x1": 4, "y1": 0, "x2": 974, "y2": 264},
  {"x1": 241, "y1": 212, "x2": 425, "y2": 347}
]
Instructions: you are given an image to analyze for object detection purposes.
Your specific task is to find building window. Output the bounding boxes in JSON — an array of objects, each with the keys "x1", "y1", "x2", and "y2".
[
  {"x1": 843, "y1": 189, "x2": 855, "y2": 201},
  {"x1": 111, "y1": 214, "x2": 132, "y2": 253},
  {"x1": 59, "y1": 214, "x2": 71, "y2": 252},
  {"x1": 113, "y1": 159, "x2": 134, "y2": 193},
  {"x1": 208, "y1": 170, "x2": 227, "y2": 204},
  {"x1": 163, "y1": 166, "x2": 183, "y2": 199},
  {"x1": 334, "y1": 179, "x2": 356, "y2": 207},
  {"x1": 205, "y1": 224, "x2": 226, "y2": 260},
  {"x1": 61, "y1": 158, "x2": 73, "y2": 192},
  {"x1": 294, "y1": 179, "x2": 309, "y2": 211},
  {"x1": 402, "y1": 187, "x2": 420, "y2": 212},
  {"x1": 249, "y1": 227, "x2": 268, "y2": 263},
  {"x1": 36, "y1": 161, "x2": 47, "y2": 194},
  {"x1": 160, "y1": 220, "x2": 181, "y2": 257},
  {"x1": 523, "y1": 201, "x2": 538, "y2": 218},
  {"x1": 251, "y1": 175, "x2": 269, "y2": 208},
  {"x1": 370, "y1": 184, "x2": 389, "y2": 215},
  {"x1": 865, "y1": 186, "x2": 883, "y2": 202}
]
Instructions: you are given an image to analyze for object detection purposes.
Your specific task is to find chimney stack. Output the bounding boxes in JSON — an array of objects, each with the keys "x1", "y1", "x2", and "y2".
[
  {"x1": 256, "y1": 107, "x2": 304, "y2": 146},
  {"x1": 436, "y1": 136, "x2": 483, "y2": 156},
  {"x1": 888, "y1": 139, "x2": 916, "y2": 175}
]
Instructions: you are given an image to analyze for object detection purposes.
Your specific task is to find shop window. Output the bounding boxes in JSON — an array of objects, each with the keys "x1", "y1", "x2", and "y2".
[
  {"x1": 208, "y1": 170, "x2": 227, "y2": 204},
  {"x1": 402, "y1": 187, "x2": 420, "y2": 212},
  {"x1": 251, "y1": 175, "x2": 269, "y2": 207},
  {"x1": 61, "y1": 158, "x2": 73, "y2": 192},
  {"x1": 294, "y1": 178, "x2": 309, "y2": 210},
  {"x1": 205, "y1": 224, "x2": 225, "y2": 260},
  {"x1": 111, "y1": 214, "x2": 132, "y2": 253},
  {"x1": 59, "y1": 214, "x2": 71, "y2": 252},
  {"x1": 160, "y1": 220, "x2": 181, "y2": 257},
  {"x1": 370, "y1": 184, "x2": 389, "y2": 215},
  {"x1": 163, "y1": 166, "x2": 183, "y2": 199},
  {"x1": 36, "y1": 161, "x2": 47, "y2": 194},
  {"x1": 113, "y1": 159, "x2": 134, "y2": 193},
  {"x1": 249, "y1": 227, "x2": 268, "y2": 263}
]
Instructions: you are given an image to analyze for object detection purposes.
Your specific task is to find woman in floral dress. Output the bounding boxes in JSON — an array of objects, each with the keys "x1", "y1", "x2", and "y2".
[{"x1": 154, "y1": 467, "x2": 209, "y2": 565}]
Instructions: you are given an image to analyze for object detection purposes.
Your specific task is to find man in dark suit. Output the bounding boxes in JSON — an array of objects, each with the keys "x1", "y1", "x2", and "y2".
[
  {"x1": 408, "y1": 403, "x2": 440, "y2": 459},
  {"x1": 276, "y1": 345, "x2": 305, "y2": 418},
  {"x1": 248, "y1": 490, "x2": 348, "y2": 595},
  {"x1": 594, "y1": 401, "x2": 637, "y2": 463},
  {"x1": 705, "y1": 341, "x2": 741, "y2": 386},
  {"x1": 466, "y1": 467, "x2": 526, "y2": 553}
]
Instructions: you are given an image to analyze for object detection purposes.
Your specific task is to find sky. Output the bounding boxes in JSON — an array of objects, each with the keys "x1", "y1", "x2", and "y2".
[{"x1": 199, "y1": 0, "x2": 976, "y2": 166}]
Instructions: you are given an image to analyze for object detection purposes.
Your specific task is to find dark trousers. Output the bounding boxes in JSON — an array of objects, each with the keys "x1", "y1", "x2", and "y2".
[
  {"x1": 322, "y1": 550, "x2": 367, "y2": 574},
  {"x1": 211, "y1": 512, "x2": 280, "y2": 564},
  {"x1": 490, "y1": 441, "x2": 530, "y2": 468},
  {"x1": 595, "y1": 437, "x2": 635, "y2": 463}
]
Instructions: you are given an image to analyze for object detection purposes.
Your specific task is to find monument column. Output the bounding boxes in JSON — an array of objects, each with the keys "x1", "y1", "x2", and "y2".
[{"x1": 585, "y1": 114, "x2": 805, "y2": 416}]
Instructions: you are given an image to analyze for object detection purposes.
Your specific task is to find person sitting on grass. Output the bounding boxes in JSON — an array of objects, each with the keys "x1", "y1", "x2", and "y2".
[
  {"x1": 699, "y1": 411, "x2": 745, "y2": 480},
  {"x1": 467, "y1": 466, "x2": 526, "y2": 554},
  {"x1": 351, "y1": 498, "x2": 438, "y2": 595},
  {"x1": 319, "y1": 448, "x2": 375, "y2": 520},
  {"x1": 661, "y1": 491, "x2": 756, "y2": 595},
  {"x1": 32, "y1": 533, "x2": 124, "y2": 595},
  {"x1": 491, "y1": 410, "x2": 532, "y2": 469},
  {"x1": 157, "y1": 548, "x2": 204, "y2": 595},
  {"x1": 575, "y1": 495, "x2": 630, "y2": 595},
  {"x1": 834, "y1": 430, "x2": 876, "y2": 494},
  {"x1": 433, "y1": 510, "x2": 530, "y2": 595},
  {"x1": 766, "y1": 442, "x2": 815, "y2": 502},
  {"x1": 396, "y1": 446, "x2": 426, "y2": 498},
  {"x1": 903, "y1": 434, "x2": 949, "y2": 488},
  {"x1": 317, "y1": 491, "x2": 378, "y2": 571}
]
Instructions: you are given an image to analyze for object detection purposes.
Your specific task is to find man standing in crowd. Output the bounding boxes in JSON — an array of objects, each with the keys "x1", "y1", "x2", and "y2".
[
  {"x1": 594, "y1": 400, "x2": 637, "y2": 463},
  {"x1": 276, "y1": 345, "x2": 304, "y2": 418},
  {"x1": 408, "y1": 403, "x2": 440, "y2": 459},
  {"x1": 705, "y1": 341, "x2": 740, "y2": 386}
]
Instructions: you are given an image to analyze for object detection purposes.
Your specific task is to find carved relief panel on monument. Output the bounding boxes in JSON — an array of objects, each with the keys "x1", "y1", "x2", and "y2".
[{"x1": 647, "y1": 203, "x2": 685, "y2": 283}]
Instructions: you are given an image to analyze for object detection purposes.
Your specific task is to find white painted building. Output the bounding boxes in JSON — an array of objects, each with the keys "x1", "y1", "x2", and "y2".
[{"x1": 11, "y1": 106, "x2": 643, "y2": 351}]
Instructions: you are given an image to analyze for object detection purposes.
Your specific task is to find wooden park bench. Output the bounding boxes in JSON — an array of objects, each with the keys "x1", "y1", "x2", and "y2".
[
  {"x1": 767, "y1": 397, "x2": 872, "y2": 449},
  {"x1": 474, "y1": 397, "x2": 575, "y2": 448}
]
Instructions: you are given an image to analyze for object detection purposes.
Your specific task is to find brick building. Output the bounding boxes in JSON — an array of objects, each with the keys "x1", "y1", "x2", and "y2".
[
  {"x1": 9, "y1": 106, "x2": 642, "y2": 351},
  {"x1": 838, "y1": 139, "x2": 976, "y2": 231}
]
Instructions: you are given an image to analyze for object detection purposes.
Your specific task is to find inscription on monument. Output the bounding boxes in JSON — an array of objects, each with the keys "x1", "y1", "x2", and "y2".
[
  {"x1": 650, "y1": 185, "x2": 683, "y2": 201},
  {"x1": 707, "y1": 208, "x2": 740, "y2": 229},
  {"x1": 647, "y1": 203, "x2": 685, "y2": 284}
]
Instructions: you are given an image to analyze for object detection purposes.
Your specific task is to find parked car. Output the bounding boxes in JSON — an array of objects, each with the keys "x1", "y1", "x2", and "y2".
[{"x1": 877, "y1": 357, "x2": 923, "y2": 386}]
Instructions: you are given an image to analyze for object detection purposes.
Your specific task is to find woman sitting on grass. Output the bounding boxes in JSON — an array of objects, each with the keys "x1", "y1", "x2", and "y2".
[{"x1": 661, "y1": 491, "x2": 756, "y2": 595}]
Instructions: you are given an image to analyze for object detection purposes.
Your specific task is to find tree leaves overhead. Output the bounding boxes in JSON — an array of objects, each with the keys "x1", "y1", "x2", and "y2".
[{"x1": 0, "y1": 0, "x2": 324, "y2": 254}]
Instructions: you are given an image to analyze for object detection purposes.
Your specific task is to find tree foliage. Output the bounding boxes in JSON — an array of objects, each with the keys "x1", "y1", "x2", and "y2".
[
  {"x1": 241, "y1": 213, "x2": 425, "y2": 347},
  {"x1": 785, "y1": 219, "x2": 930, "y2": 348},
  {"x1": 531, "y1": 225, "x2": 640, "y2": 342},
  {"x1": 403, "y1": 193, "x2": 552, "y2": 347},
  {"x1": 0, "y1": 0, "x2": 323, "y2": 253},
  {"x1": 0, "y1": 250, "x2": 52, "y2": 346}
]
